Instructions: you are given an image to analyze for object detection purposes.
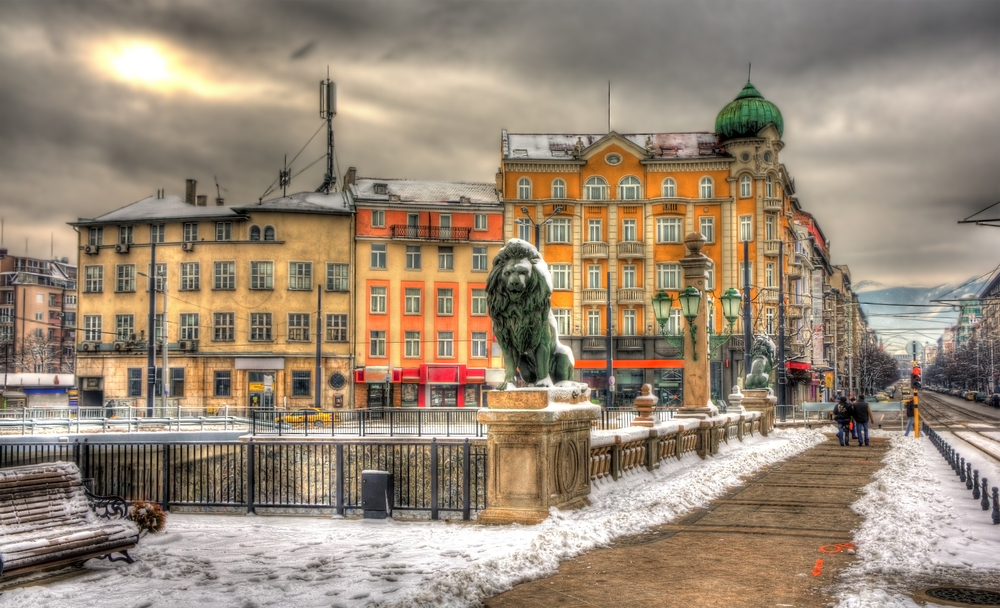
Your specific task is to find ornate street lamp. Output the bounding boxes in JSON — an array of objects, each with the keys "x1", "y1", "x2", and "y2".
[
  {"x1": 720, "y1": 287, "x2": 742, "y2": 326},
  {"x1": 677, "y1": 286, "x2": 702, "y2": 361},
  {"x1": 654, "y1": 287, "x2": 742, "y2": 362}
]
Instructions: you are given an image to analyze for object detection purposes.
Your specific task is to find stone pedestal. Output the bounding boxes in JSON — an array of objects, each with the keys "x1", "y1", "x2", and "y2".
[
  {"x1": 740, "y1": 388, "x2": 776, "y2": 435},
  {"x1": 477, "y1": 385, "x2": 599, "y2": 525},
  {"x1": 728, "y1": 386, "x2": 746, "y2": 413}
]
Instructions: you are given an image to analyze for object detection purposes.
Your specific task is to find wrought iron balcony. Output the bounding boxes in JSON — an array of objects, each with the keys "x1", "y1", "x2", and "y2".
[
  {"x1": 616, "y1": 288, "x2": 646, "y2": 305},
  {"x1": 390, "y1": 225, "x2": 472, "y2": 242},
  {"x1": 582, "y1": 242, "x2": 609, "y2": 259},
  {"x1": 617, "y1": 241, "x2": 644, "y2": 260}
]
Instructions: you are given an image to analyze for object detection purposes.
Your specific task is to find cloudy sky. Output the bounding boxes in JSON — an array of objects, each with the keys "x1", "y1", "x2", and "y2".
[{"x1": 1, "y1": 0, "x2": 998, "y2": 288}]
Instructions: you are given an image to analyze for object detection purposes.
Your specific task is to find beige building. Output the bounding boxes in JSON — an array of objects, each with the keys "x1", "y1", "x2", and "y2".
[{"x1": 69, "y1": 180, "x2": 355, "y2": 410}]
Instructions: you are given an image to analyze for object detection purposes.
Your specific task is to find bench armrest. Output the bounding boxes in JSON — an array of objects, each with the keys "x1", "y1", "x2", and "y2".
[{"x1": 84, "y1": 487, "x2": 130, "y2": 520}]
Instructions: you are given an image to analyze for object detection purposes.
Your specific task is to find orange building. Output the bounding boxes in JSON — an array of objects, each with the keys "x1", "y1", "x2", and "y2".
[{"x1": 348, "y1": 173, "x2": 505, "y2": 408}]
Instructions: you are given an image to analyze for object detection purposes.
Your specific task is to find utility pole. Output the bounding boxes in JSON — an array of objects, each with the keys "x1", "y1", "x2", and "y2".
[
  {"x1": 606, "y1": 270, "x2": 613, "y2": 409},
  {"x1": 777, "y1": 240, "x2": 786, "y2": 406},
  {"x1": 317, "y1": 76, "x2": 337, "y2": 194},
  {"x1": 146, "y1": 240, "x2": 156, "y2": 416},
  {"x1": 742, "y1": 239, "x2": 752, "y2": 381},
  {"x1": 315, "y1": 286, "x2": 323, "y2": 409}
]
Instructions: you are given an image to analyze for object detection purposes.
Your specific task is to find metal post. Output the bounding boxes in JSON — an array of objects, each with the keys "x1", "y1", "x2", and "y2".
[
  {"x1": 246, "y1": 439, "x2": 256, "y2": 514},
  {"x1": 606, "y1": 270, "x2": 613, "y2": 409},
  {"x1": 147, "y1": 241, "x2": 156, "y2": 416},
  {"x1": 315, "y1": 286, "x2": 322, "y2": 409},
  {"x1": 335, "y1": 443, "x2": 345, "y2": 516},
  {"x1": 161, "y1": 274, "x2": 168, "y2": 413},
  {"x1": 462, "y1": 439, "x2": 471, "y2": 521},
  {"x1": 777, "y1": 240, "x2": 786, "y2": 406},
  {"x1": 742, "y1": 239, "x2": 752, "y2": 378},
  {"x1": 430, "y1": 439, "x2": 439, "y2": 520}
]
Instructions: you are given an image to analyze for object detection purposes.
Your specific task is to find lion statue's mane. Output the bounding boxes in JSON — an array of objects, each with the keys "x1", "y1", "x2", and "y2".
[
  {"x1": 745, "y1": 334, "x2": 776, "y2": 390},
  {"x1": 486, "y1": 239, "x2": 574, "y2": 390}
]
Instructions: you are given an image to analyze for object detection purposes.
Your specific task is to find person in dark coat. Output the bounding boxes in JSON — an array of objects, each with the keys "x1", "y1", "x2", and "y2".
[
  {"x1": 853, "y1": 394, "x2": 872, "y2": 446},
  {"x1": 904, "y1": 399, "x2": 916, "y2": 436},
  {"x1": 834, "y1": 396, "x2": 855, "y2": 446}
]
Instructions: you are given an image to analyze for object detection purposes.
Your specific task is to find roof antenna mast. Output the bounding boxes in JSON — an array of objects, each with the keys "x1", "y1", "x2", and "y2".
[
  {"x1": 317, "y1": 67, "x2": 337, "y2": 194},
  {"x1": 748, "y1": 62, "x2": 752, "y2": 83}
]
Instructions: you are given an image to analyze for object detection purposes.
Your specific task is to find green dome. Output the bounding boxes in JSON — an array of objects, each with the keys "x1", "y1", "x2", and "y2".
[{"x1": 715, "y1": 82, "x2": 783, "y2": 140}]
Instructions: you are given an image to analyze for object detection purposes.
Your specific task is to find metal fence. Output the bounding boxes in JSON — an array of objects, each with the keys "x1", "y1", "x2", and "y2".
[
  {"x1": 0, "y1": 437, "x2": 487, "y2": 520},
  {"x1": 597, "y1": 407, "x2": 677, "y2": 430},
  {"x1": 248, "y1": 407, "x2": 485, "y2": 438},
  {"x1": 0, "y1": 406, "x2": 245, "y2": 434}
]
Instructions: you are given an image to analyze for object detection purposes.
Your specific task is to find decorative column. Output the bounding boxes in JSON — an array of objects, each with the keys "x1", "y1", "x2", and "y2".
[{"x1": 677, "y1": 232, "x2": 717, "y2": 419}]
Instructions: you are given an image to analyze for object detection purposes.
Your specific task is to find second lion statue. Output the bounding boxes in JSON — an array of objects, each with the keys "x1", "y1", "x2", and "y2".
[{"x1": 487, "y1": 239, "x2": 574, "y2": 390}]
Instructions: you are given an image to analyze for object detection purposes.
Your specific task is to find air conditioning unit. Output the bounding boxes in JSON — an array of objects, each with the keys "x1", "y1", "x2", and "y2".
[
  {"x1": 84, "y1": 244, "x2": 98, "y2": 255},
  {"x1": 182, "y1": 242, "x2": 195, "y2": 252},
  {"x1": 115, "y1": 243, "x2": 130, "y2": 254},
  {"x1": 79, "y1": 342, "x2": 93, "y2": 352},
  {"x1": 113, "y1": 341, "x2": 126, "y2": 351},
  {"x1": 179, "y1": 340, "x2": 193, "y2": 351}
]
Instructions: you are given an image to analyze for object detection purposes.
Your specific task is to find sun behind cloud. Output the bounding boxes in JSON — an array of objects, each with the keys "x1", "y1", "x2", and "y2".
[{"x1": 103, "y1": 42, "x2": 173, "y2": 85}]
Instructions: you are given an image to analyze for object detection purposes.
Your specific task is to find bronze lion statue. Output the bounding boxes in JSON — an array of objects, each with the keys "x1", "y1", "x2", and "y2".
[
  {"x1": 745, "y1": 334, "x2": 776, "y2": 390},
  {"x1": 487, "y1": 239, "x2": 574, "y2": 390}
]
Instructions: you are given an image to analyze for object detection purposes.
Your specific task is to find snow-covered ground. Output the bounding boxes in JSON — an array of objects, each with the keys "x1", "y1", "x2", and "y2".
[{"x1": 2, "y1": 428, "x2": 998, "y2": 608}]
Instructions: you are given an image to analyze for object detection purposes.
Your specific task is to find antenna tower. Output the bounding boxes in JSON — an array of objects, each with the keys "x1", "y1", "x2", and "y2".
[
  {"x1": 279, "y1": 155, "x2": 291, "y2": 197},
  {"x1": 317, "y1": 71, "x2": 337, "y2": 194}
]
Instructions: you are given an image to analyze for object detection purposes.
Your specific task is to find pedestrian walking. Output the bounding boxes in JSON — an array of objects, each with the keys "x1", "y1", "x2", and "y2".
[
  {"x1": 853, "y1": 394, "x2": 872, "y2": 446},
  {"x1": 849, "y1": 396, "x2": 858, "y2": 440},
  {"x1": 834, "y1": 396, "x2": 855, "y2": 446},
  {"x1": 904, "y1": 399, "x2": 915, "y2": 436}
]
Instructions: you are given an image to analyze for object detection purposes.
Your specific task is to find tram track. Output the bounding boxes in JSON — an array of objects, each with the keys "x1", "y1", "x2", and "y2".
[{"x1": 917, "y1": 390, "x2": 1000, "y2": 466}]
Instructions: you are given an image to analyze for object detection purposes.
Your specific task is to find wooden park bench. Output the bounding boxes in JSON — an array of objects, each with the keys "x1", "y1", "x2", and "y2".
[{"x1": 0, "y1": 461, "x2": 140, "y2": 579}]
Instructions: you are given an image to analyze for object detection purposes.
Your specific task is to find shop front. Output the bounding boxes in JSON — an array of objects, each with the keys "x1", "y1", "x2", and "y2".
[
  {"x1": 356, "y1": 365, "x2": 493, "y2": 408},
  {"x1": 236, "y1": 358, "x2": 283, "y2": 409}
]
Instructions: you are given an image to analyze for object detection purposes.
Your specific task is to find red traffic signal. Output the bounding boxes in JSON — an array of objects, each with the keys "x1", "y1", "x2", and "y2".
[{"x1": 911, "y1": 367, "x2": 921, "y2": 389}]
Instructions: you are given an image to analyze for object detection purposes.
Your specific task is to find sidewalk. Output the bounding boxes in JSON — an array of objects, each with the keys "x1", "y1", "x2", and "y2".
[{"x1": 485, "y1": 434, "x2": 886, "y2": 608}]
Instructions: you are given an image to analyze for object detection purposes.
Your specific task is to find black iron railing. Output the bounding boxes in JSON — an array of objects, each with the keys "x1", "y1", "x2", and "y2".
[
  {"x1": 249, "y1": 408, "x2": 485, "y2": 438},
  {"x1": 597, "y1": 407, "x2": 677, "y2": 430},
  {"x1": 390, "y1": 225, "x2": 472, "y2": 242}
]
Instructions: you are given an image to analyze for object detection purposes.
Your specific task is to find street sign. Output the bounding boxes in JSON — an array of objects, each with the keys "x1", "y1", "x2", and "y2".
[{"x1": 608, "y1": 376, "x2": 616, "y2": 387}]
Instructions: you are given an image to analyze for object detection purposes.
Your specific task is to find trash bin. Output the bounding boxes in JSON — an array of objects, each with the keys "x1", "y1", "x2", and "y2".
[{"x1": 361, "y1": 470, "x2": 393, "y2": 519}]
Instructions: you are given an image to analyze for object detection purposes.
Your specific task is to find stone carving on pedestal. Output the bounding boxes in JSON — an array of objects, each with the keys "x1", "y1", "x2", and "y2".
[{"x1": 745, "y1": 334, "x2": 776, "y2": 390}]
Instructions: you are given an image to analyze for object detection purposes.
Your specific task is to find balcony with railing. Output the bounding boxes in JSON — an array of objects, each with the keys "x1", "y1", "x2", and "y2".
[
  {"x1": 582, "y1": 242, "x2": 609, "y2": 259},
  {"x1": 762, "y1": 240, "x2": 780, "y2": 256},
  {"x1": 582, "y1": 288, "x2": 608, "y2": 305},
  {"x1": 616, "y1": 288, "x2": 646, "y2": 305},
  {"x1": 583, "y1": 337, "x2": 608, "y2": 351},
  {"x1": 763, "y1": 198, "x2": 782, "y2": 212},
  {"x1": 616, "y1": 337, "x2": 643, "y2": 351},
  {"x1": 390, "y1": 225, "x2": 472, "y2": 242},
  {"x1": 786, "y1": 304, "x2": 804, "y2": 319},
  {"x1": 617, "y1": 241, "x2": 644, "y2": 260}
]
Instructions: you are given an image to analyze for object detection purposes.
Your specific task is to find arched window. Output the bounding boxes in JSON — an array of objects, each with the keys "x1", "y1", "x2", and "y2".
[
  {"x1": 517, "y1": 177, "x2": 532, "y2": 200},
  {"x1": 551, "y1": 178, "x2": 566, "y2": 199},
  {"x1": 618, "y1": 176, "x2": 641, "y2": 200},
  {"x1": 739, "y1": 175, "x2": 752, "y2": 198},
  {"x1": 264, "y1": 226, "x2": 276, "y2": 241},
  {"x1": 584, "y1": 176, "x2": 608, "y2": 200},
  {"x1": 661, "y1": 178, "x2": 676, "y2": 198},
  {"x1": 249, "y1": 226, "x2": 261, "y2": 241},
  {"x1": 700, "y1": 176, "x2": 714, "y2": 199},
  {"x1": 766, "y1": 175, "x2": 774, "y2": 198}
]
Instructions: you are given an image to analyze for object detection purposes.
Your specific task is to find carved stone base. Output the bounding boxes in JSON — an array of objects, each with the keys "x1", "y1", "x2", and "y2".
[{"x1": 740, "y1": 388, "x2": 776, "y2": 435}]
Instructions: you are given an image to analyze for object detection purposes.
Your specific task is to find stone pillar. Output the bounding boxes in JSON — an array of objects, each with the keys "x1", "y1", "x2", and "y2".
[
  {"x1": 728, "y1": 385, "x2": 745, "y2": 413},
  {"x1": 677, "y1": 232, "x2": 718, "y2": 420},
  {"x1": 477, "y1": 385, "x2": 600, "y2": 525},
  {"x1": 741, "y1": 388, "x2": 776, "y2": 435},
  {"x1": 631, "y1": 384, "x2": 657, "y2": 427}
]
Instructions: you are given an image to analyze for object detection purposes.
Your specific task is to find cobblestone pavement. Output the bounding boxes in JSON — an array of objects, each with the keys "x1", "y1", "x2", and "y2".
[{"x1": 485, "y1": 435, "x2": 887, "y2": 608}]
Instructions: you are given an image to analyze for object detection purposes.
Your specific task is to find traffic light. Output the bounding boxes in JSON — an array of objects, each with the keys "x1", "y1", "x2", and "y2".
[{"x1": 911, "y1": 366, "x2": 922, "y2": 390}]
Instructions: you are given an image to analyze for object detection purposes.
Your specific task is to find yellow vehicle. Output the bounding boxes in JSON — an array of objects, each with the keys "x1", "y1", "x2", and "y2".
[{"x1": 276, "y1": 407, "x2": 333, "y2": 426}]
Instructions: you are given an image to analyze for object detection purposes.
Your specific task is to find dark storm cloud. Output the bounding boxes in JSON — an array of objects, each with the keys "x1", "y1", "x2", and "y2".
[{"x1": 0, "y1": 0, "x2": 997, "y2": 289}]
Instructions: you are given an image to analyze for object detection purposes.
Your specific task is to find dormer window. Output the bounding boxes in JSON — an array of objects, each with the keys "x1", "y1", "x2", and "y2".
[{"x1": 374, "y1": 183, "x2": 388, "y2": 195}]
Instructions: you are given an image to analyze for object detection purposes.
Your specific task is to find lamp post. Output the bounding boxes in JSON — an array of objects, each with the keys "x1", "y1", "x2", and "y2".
[
  {"x1": 519, "y1": 205, "x2": 564, "y2": 251},
  {"x1": 653, "y1": 287, "x2": 741, "y2": 360},
  {"x1": 138, "y1": 269, "x2": 167, "y2": 413}
]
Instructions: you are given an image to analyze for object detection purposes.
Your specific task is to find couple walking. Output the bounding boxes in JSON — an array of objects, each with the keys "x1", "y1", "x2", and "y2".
[{"x1": 833, "y1": 395, "x2": 872, "y2": 446}]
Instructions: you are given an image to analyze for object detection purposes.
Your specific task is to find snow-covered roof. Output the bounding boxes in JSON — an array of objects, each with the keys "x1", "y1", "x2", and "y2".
[
  {"x1": 502, "y1": 131, "x2": 726, "y2": 161},
  {"x1": 350, "y1": 178, "x2": 500, "y2": 206},
  {"x1": 71, "y1": 195, "x2": 246, "y2": 226},
  {"x1": 232, "y1": 191, "x2": 351, "y2": 215}
]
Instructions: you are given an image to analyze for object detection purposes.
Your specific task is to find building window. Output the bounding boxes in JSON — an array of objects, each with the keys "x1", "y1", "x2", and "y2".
[
  {"x1": 326, "y1": 314, "x2": 347, "y2": 342},
  {"x1": 372, "y1": 210, "x2": 385, "y2": 228},
  {"x1": 150, "y1": 225, "x2": 164, "y2": 244},
  {"x1": 765, "y1": 214, "x2": 777, "y2": 241},
  {"x1": 551, "y1": 264, "x2": 571, "y2": 290},
  {"x1": 119, "y1": 225, "x2": 133, "y2": 245},
  {"x1": 707, "y1": 264, "x2": 715, "y2": 291},
  {"x1": 84, "y1": 266, "x2": 103, "y2": 293},
  {"x1": 657, "y1": 263, "x2": 681, "y2": 290},
  {"x1": 127, "y1": 368, "x2": 142, "y2": 397},
  {"x1": 263, "y1": 226, "x2": 276, "y2": 241},
  {"x1": 437, "y1": 288, "x2": 454, "y2": 315},
  {"x1": 766, "y1": 308, "x2": 775, "y2": 334},
  {"x1": 216, "y1": 222, "x2": 232, "y2": 241},
  {"x1": 371, "y1": 244, "x2": 387, "y2": 269},
  {"x1": 739, "y1": 174, "x2": 752, "y2": 198},
  {"x1": 405, "y1": 288, "x2": 421, "y2": 314},
  {"x1": 115, "y1": 264, "x2": 136, "y2": 293},
  {"x1": 622, "y1": 219, "x2": 637, "y2": 242},
  {"x1": 739, "y1": 262, "x2": 753, "y2": 286},
  {"x1": 517, "y1": 177, "x2": 532, "y2": 200},
  {"x1": 517, "y1": 219, "x2": 532, "y2": 242},
  {"x1": 437, "y1": 331, "x2": 454, "y2": 358},
  {"x1": 405, "y1": 331, "x2": 421, "y2": 358},
  {"x1": 471, "y1": 331, "x2": 487, "y2": 358},
  {"x1": 700, "y1": 217, "x2": 715, "y2": 243},
  {"x1": 65, "y1": 295, "x2": 77, "y2": 305},
  {"x1": 288, "y1": 262, "x2": 312, "y2": 290},
  {"x1": 250, "y1": 313, "x2": 272, "y2": 341},
  {"x1": 622, "y1": 265, "x2": 636, "y2": 288},
  {"x1": 474, "y1": 214, "x2": 488, "y2": 231},
  {"x1": 584, "y1": 176, "x2": 608, "y2": 200},
  {"x1": 370, "y1": 286, "x2": 387, "y2": 314},
  {"x1": 183, "y1": 223, "x2": 198, "y2": 242},
  {"x1": 292, "y1": 371, "x2": 311, "y2": 396},
  {"x1": 88, "y1": 227, "x2": 103, "y2": 246},
  {"x1": 551, "y1": 178, "x2": 566, "y2": 199},
  {"x1": 739, "y1": 215, "x2": 753, "y2": 242},
  {"x1": 587, "y1": 310, "x2": 602, "y2": 335},
  {"x1": 472, "y1": 289, "x2": 487, "y2": 315},
  {"x1": 83, "y1": 315, "x2": 102, "y2": 342},
  {"x1": 622, "y1": 309, "x2": 637, "y2": 336},
  {"x1": 180, "y1": 262, "x2": 200, "y2": 290},
  {"x1": 553, "y1": 309, "x2": 570, "y2": 336},
  {"x1": 661, "y1": 178, "x2": 676, "y2": 198},
  {"x1": 150, "y1": 262, "x2": 166, "y2": 292},
  {"x1": 249, "y1": 226, "x2": 261, "y2": 241},
  {"x1": 766, "y1": 262, "x2": 775, "y2": 288},
  {"x1": 766, "y1": 175, "x2": 774, "y2": 198},
  {"x1": 214, "y1": 261, "x2": 235, "y2": 290},
  {"x1": 588, "y1": 219, "x2": 602, "y2": 243},
  {"x1": 326, "y1": 263, "x2": 349, "y2": 291},
  {"x1": 180, "y1": 313, "x2": 199, "y2": 340},
  {"x1": 618, "y1": 176, "x2": 641, "y2": 200},
  {"x1": 370, "y1": 331, "x2": 386, "y2": 357},
  {"x1": 214, "y1": 312, "x2": 234, "y2": 341},
  {"x1": 288, "y1": 313, "x2": 310, "y2": 341},
  {"x1": 214, "y1": 371, "x2": 231, "y2": 397},
  {"x1": 153, "y1": 313, "x2": 163, "y2": 342},
  {"x1": 547, "y1": 218, "x2": 571, "y2": 243},
  {"x1": 472, "y1": 246, "x2": 488, "y2": 272},
  {"x1": 588, "y1": 265, "x2": 602, "y2": 289},
  {"x1": 405, "y1": 246, "x2": 422, "y2": 270},
  {"x1": 439, "y1": 214, "x2": 452, "y2": 239},
  {"x1": 115, "y1": 314, "x2": 134, "y2": 341},
  {"x1": 656, "y1": 217, "x2": 682, "y2": 243},
  {"x1": 250, "y1": 261, "x2": 273, "y2": 290},
  {"x1": 664, "y1": 309, "x2": 682, "y2": 335},
  {"x1": 700, "y1": 176, "x2": 714, "y2": 198},
  {"x1": 438, "y1": 246, "x2": 454, "y2": 270},
  {"x1": 170, "y1": 368, "x2": 185, "y2": 398}
]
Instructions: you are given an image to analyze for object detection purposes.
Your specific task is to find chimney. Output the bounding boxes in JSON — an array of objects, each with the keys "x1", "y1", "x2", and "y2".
[
  {"x1": 197, "y1": 195, "x2": 207, "y2": 206},
  {"x1": 343, "y1": 166, "x2": 357, "y2": 187},
  {"x1": 185, "y1": 179, "x2": 197, "y2": 205}
]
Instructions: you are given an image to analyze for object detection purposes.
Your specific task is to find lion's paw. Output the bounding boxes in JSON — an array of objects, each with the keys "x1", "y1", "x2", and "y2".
[{"x1": 534, "y1": 377, "x2": 554, "y2": 387}]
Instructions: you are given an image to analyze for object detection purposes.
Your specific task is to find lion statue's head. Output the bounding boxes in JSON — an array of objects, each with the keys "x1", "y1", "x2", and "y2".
[{"x1": 487, "y1": 239, "x2": 573, "y2": 390}]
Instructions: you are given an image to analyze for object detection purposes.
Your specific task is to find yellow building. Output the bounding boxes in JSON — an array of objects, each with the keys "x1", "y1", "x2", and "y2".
[{"x1": 69, "y1": 180, "x2": 355, "y2": 410}]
